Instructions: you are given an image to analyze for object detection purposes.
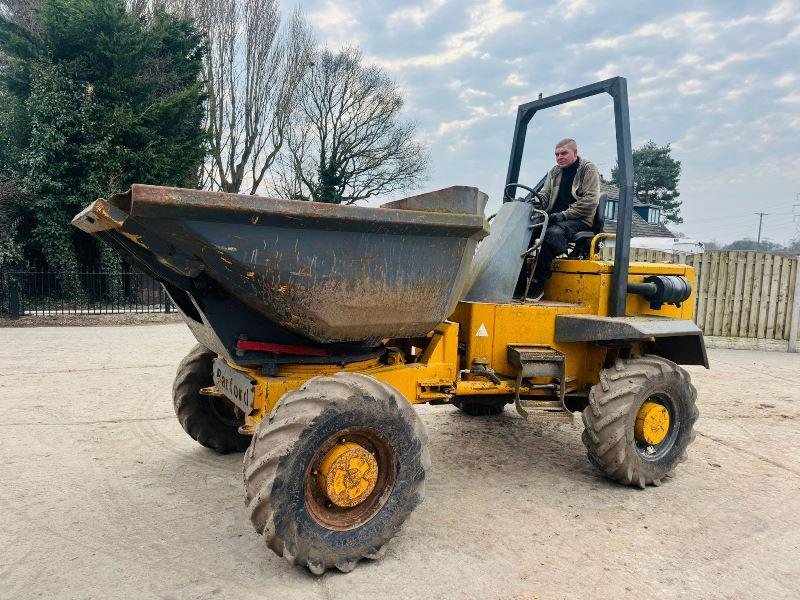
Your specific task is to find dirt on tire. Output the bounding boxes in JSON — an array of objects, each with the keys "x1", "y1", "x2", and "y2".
[
  {"x1": 581, "y1": 354, "x2": 698, "y2": 488},
  {"x1": 243, "y1": 372, "x2": 430, "y2": 575}
]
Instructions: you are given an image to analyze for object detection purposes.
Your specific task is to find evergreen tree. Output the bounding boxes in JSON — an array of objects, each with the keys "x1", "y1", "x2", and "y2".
[
  {"x1": 0, "y1": 0, "x2": 206, "y2": 279},
  {"x1": 612, "y1": 140, "x2": 683, "y2": 225}
]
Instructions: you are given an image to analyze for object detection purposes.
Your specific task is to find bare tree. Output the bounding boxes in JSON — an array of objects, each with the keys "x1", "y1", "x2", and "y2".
[
  {"x1": 181, "y1": 0, "x2": 312, "y2": 194},
  {"x1": 275, "y1": 47, "x2": 429, "y2": 204}
]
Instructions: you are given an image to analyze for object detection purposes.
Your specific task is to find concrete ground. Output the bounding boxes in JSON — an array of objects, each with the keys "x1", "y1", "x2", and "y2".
[{"x1": 1, "y1": 324, "x2": 798, "y2": 600}]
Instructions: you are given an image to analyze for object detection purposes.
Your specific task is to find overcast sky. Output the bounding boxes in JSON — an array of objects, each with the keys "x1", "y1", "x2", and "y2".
[{"x1": 287, "y1": 0, "x2": 800, "y2": 244}]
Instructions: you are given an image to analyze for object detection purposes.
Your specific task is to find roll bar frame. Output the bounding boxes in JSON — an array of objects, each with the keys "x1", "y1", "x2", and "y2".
[{"x1": 503, "y1": 77, "x2": 634, "y2": 317}]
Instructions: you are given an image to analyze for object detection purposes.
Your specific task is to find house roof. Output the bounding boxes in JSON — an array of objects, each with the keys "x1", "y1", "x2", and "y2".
[{"x1": 599, "y1": 182, "x2": 676, "y2": 239}]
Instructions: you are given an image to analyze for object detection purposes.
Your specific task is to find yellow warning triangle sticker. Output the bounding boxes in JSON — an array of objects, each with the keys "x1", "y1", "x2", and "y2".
[{"x1": 476, "y1": 323, "x2": 489, "y2": 337}]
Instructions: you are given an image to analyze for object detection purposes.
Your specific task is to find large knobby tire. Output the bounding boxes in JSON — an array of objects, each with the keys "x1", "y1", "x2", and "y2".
[
  {"x1": 173, "y1": 344, "x2": 250, "y2": 454},
  {"x1": 581, "y1": 355, "x2": 698, "y2": 489},
  {"x1": 243, "y1": 372, "x2": 430, "y2": 575},
  {"x1": 452, "y1": 396, "x2": 509, "y2": 416}
]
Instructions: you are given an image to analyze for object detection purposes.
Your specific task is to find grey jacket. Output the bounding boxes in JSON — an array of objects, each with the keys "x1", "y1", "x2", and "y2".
[{"x1": 537, "y1": 158, "x2": 600, "y2": 227}]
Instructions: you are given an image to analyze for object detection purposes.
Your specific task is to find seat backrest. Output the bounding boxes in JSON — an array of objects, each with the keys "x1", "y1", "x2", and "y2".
[{"x1": 592, "y1": 194, "x2": 607, "y2": 234}]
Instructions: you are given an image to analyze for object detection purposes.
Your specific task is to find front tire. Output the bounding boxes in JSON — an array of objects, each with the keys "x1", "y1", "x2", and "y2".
[
  {"x1": 581, "y1": 355, "x2": 698, "y2": 489},
  {"x1": 172, "y1": 344, "x2": 250, "y2": 454},
  {"x1": 243, "y1": 372, "x2": 430, "y2": 574}
]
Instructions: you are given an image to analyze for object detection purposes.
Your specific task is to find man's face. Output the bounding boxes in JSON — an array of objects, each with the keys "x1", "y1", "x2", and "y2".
[{"x1": 555, "y1": 145, "x2": 578, "y2": 168}]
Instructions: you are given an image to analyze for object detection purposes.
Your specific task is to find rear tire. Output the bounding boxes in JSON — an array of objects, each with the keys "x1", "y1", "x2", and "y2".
[
  {"x1": 243, "y1": 372, "x2": 429, "y2": 575},
  {"x1": 581, "y1": 355, "x2": 698, "y2": 489},
  {"x1": 173, "y1": 344, "x2": 250, "y2": 454}
]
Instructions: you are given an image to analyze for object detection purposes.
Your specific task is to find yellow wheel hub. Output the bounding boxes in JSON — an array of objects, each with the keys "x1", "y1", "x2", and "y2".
[
  {"x1": 635, "y1": 401, "x2": 670, "y2": 445},
  {"x1": 317, "y1": 441, "x2": 379, "y2": 508}
]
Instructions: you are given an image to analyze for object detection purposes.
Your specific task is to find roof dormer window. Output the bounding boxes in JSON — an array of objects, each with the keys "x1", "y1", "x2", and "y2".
[
  {"x1": 604, "y1": 199, "x2": 618, "y2": 221},
  {"x1": 633, "y1": 204, "x2": 661, "y2": 225}
]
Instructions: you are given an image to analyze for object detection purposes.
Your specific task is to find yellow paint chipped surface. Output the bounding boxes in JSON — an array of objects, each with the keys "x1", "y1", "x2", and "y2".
[
  {"x1": 95, "y1": 201, "x2": 124, "y2": 226},
  {"x1": 121, "y1": 232, "x2": 148, "y2": 249}
]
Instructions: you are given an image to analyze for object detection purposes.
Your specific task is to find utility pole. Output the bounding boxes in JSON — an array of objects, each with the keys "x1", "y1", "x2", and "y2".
[
  {"x1": 793, "y1": 194, "x2": 799, "y2": 242},
  {"x1": 755, "y1": 211, "x2": 768, "y2": 249}
]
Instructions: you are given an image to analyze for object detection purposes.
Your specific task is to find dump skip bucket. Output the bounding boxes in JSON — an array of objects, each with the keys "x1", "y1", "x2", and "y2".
[{"x1": 73, "y1": 185, "x2": 488, "y2": 358}]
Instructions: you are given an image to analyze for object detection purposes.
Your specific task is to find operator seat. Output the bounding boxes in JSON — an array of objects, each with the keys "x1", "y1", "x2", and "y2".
[{"x1": 568, "y1": 194, "x2": 606, "y2": 259}]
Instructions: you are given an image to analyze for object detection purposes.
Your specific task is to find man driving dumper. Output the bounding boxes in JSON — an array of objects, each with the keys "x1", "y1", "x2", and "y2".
[{"x1": 518, "y1": 138, "x2": 600, "y2": 301}]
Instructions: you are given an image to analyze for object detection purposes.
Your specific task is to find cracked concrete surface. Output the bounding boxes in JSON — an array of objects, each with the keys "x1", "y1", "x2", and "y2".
[{"x1": 1, "y1": 324, "x2": 798, "y2": 599}]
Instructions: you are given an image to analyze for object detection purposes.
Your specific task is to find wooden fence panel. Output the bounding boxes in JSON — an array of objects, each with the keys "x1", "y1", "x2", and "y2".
[
  {"x1": 757, "y1": 254, "x2": 772, "y2": 338},
  {"x1": 695, "y1": 252, "x2": 709, "y2": 330},
  {"x1": 705, "y1": 253, "x2": 721, "y2": 334},
  {"x1": 720, "y1": 252, "x2": 737, "y2": 336},
  {"x1": 730, "y1": 252, "x2": 746, "y2": 337},
  {"x1": 775, "y1": 257, "x2": 791, "y2": 339},
  {"x1": 765, "y1": 255, "x2": 782, "y2": 339},
  {"x1": 748, "y1": 254, "x2": 765, "y2": 338},
  {"x1": 738, "y1": 253, "x2": 756, "y2": 336},
  {"x1": 713, "y1": 253, "x2": 729, "y2": 336},
  {"x1": 785, "y1": 259, "x2": 798, "y2": 339}
]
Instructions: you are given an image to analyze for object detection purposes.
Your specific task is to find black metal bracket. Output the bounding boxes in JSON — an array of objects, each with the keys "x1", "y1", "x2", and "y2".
[{"x1": 503, "y1": 77, "x2": 634, "y2": 317}]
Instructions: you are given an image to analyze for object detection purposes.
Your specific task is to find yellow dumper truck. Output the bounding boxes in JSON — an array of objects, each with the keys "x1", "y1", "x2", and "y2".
[{"x1": 73, "y1": 77, "x2": 705, "y2": 574}]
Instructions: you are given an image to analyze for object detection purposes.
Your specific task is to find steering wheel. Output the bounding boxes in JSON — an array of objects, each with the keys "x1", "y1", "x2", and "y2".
[{"x1": 504, "y1": 183, "x2": 547, "y2": 210}]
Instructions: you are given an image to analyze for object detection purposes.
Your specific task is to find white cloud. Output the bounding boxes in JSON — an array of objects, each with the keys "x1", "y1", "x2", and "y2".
[
  {"x1": 722, "y1": 1, "x2": 800, "y2": 28},
  {"x1": 679, "y1": 80, "x2": 704, "y2": 95},
  {"x1": 447, "y1": 136, "x2": 470, "y2": 153},
  {"x1": 778, "y1": 94, "x2": 800, "y2": 103},
  {"x1": 376, "y1": 0, "x2": 523, "y2": 69},
  {"x1": 679, "y1": 54, "x2": 702, "y2": 66},
  {"x1": 586, "y1": 11, "x2": 715, "y2": 49},
  {"x1": 469, "y1": 105, "x2": 496, "y2": 117},
  {"x1": 308, "y1": 1, "x2": 361, "y2": 47},
  {"x1": 557, "y1": 99, "x2": 586, "y2": 117},
  {"x1": 704, "y1": 52, "x2": 760, "y2": 73},
  {"x1": 456, "y1": 86, "x2": 491, "y2": 99},
  {"x1": 775, "y1": 73, "x2": 798, "y2": 87},
  {"x1": 387, "y1": 0, "x2": 448, "y2": 30},
  {"x1": 436, "y1": 117, "x2": 481, "y2": 137},
  {"x1": 630, "y1": 88, "x2": 661, "y2": 103},
  {"x1": 640, "y1": 67, "x2": 679, "y2": 86},
  {"x1": 765, "y1": 1, "x2": 797, "y2": 23},
  {"x1": 596, "y1": 62, "x2": 619, "y2": 80},
  {"x1": 548, "y1": 0, "x2": 594, "y2": 21},
  {"x1": 723, "y1": 88, "x2": 745, "y2": 101},
  {"x1": 504, "y1": 72, "x2": 527, "y2": 87}
]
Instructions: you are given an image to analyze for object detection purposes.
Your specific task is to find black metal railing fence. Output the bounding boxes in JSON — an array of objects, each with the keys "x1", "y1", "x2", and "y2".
[{"x1": 0, "y1": 271, "x2": 172, "y2": 318}]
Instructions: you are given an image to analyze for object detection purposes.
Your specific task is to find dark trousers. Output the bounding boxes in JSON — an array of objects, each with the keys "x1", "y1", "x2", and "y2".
[{"x1": 516, "y1": 218, "x2": 592, "y2": 294}]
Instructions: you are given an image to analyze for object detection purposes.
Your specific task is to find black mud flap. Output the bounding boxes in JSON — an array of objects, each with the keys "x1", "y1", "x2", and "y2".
[{"x1": 555, "y1": 314, "x2": 709, "y2": 368}]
